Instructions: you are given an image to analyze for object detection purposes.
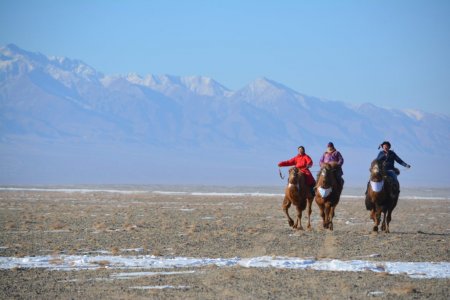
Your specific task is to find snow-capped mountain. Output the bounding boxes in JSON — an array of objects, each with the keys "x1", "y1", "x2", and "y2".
[
  {"x1": 1, "y1": 44, "x2": 449, "y2": 186},
  {"x1": 126, "y1": 73, "x2": 232, "y2": 98},
  {"x1": 231, "y1": 77, "x2": 308, "y2": 108}
]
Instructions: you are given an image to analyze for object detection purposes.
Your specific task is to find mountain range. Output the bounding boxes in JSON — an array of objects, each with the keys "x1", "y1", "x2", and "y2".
[{"x1": 1, "y1": 44, "x2": 449, "y2": 186}]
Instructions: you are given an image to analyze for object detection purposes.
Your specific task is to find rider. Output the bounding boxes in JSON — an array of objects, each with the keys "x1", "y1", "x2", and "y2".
[
  {"x1": 318, "y1": 142, "x2": 344, "y2": 191},
  {"x1": 278, "y1": 146, "x2": 316, "y2": 196},
  {"x1": 376, "y1": 141, "x2": 411, "y2": 195}
]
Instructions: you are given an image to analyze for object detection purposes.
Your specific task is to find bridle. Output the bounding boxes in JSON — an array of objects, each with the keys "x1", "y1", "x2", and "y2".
[
  {"x1": 369, "y1": 161, "x2": 384, "y2": 192},
  {"x1": 317, "y1": 166, "x2": 333, "y2": 198}
]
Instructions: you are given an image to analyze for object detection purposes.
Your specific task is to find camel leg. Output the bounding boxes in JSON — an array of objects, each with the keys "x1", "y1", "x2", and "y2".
[
  {"x1": 282, "y1": 197, "x2": 294, "y2": 227},
  {"x1": 370, "y1": 209, "x2": 378, "y2": 232},
  {"x1": 294, "y1": 205, "x2": 303, "y2": 230},
  {"x1": 306, "y1": 197, "x2": 313, "y2": 229},
  {"x1": 328, "y1": 205, "x2": 336, "y2": 231},
  {"x1": 385, "y1": 209, "x2": 393, "y2": 233},
  {"x1": 318, "y1": 204, "x2": 326, "y2": 229},
  {"x1": 381, "y1": 211, "x2": 387, "y2": 232},
  {"x1": 324, "y1": 202, "x2": 332, "y2": 229},
  {"x1": 374, "y1": 209, "x2": 382, "y2": 232}
]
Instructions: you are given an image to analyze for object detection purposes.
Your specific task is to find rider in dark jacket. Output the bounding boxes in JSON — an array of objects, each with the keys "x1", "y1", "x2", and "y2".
[
  {"x1": 376, "y1": 141, "x2": 411, "y2": 184},
  {"x1": 365, "y1": 141, "x2": 411, "y2": 199}
]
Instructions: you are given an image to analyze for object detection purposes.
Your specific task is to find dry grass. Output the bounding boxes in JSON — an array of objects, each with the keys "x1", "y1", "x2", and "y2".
[
  {"x1": 93, "y1": 260, "x2": 110, "y2": 267},
  {"x1": 49, "y1": 257, "x2": 64, "y2": 265},
  {"x1": 391, "y1": 284, "x2": 420, "y2": 295},
  {"x1": 68, "y1": 248, "x2": 78, "y2": 255},
  {"x1": 50, "y1": 222, "x2": 66, "y2": 230},
  {"x1": 123, "y1": 223, "x2": 137, "y2": 231},
  {"x1": 4, "y1": 222, "x2": 16, "y2": 230},
  {"x1": 375, "y1": 271, "x2": 390, "y2": 277},
  {"x1": 187, "y1": 223, "x2": 199, "y2": 235},
  {"x1": 13, "y1": 252, "x2": 26, "y2": 258},
  {"x1": 152, "y1": 249, "x2": 162, "y2": 256},
  {"x1": 93, "y1": 222, "x2": 108, "y2": 231}
]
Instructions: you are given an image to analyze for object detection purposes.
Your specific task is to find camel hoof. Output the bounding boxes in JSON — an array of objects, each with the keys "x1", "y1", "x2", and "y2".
[
  {"x1": 288, "y1": 220, "x2": 294, "y2": 227},
  {"x1": 293, "y1": 222, "x2": 303, "y2": 230}
]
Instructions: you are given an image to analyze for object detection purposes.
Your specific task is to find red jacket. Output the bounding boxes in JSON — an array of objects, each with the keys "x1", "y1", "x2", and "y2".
[{"x1": 278, "y1": 154, "x2": 315, "y2": 186}]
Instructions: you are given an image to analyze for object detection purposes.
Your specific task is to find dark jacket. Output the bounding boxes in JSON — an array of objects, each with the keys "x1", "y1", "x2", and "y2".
[{"x1": 376, "y1": 150, "x2": 409, "y2": 171}]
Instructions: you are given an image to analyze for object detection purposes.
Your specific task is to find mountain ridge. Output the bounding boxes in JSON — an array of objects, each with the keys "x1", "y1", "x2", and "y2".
[{"x1": 1, "y1": 44, "x2": 449, "y2": 186}]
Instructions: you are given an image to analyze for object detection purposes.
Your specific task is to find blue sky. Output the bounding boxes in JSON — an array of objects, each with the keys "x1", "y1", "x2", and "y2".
[{"x1": 1, "y1": 0, "x2": 449, "y2": 114}]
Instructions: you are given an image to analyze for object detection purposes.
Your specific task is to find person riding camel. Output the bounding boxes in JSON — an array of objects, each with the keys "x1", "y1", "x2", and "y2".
[
  {"x1": 376, "y1": 141, "x2": 411, "y2": 196},
  {"x1": 319, "y1": 142, "x2": 344, "y2": 192},
  {"x1": 278, "y1": 146, "x2": 316, "y2": 196}
]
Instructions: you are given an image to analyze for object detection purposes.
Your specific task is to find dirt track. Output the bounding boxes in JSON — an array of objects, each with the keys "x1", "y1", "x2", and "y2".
[{"x1": 0, "y1": 190, "x2": 449, "y2": 299}]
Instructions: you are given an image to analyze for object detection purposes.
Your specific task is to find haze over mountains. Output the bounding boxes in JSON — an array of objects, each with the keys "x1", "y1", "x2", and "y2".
[{"x1": 1, "y1": 44, "x2": 449, "y2": 186}]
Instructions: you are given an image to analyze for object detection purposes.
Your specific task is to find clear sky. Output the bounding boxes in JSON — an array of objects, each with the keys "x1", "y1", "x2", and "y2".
[{"x1": 1, "y1": 0, "x2": 449, "y2": 114}]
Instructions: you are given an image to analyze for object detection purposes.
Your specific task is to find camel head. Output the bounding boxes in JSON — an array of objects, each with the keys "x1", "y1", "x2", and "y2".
[
  {"x1": 318, "y1": 163, "x2": 332, "y2": 188},
  {"x1": 288, "y1": 167, "x2": 299, "y2": 185},
  {"x1": 370, "y1": 159, "x2": 383, "y2": 182}
]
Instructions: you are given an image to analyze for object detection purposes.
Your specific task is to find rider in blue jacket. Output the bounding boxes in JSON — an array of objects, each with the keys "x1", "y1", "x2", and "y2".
[
  {"x1": 376, "y1": 141, "x2": 411, "y2": 184},
  {"x1": 365, "y1": 141, "x2": 411, "y2": 199}
]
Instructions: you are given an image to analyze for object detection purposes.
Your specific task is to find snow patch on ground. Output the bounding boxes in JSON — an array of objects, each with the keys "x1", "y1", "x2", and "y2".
[{"x1": 0, "y1": 255, "x2": 448, "y2": 279}]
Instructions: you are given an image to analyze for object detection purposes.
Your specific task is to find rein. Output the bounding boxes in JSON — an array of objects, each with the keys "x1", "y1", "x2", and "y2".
[{"x1": 279, "y1": 167, "x2": 315, "y2": 180}]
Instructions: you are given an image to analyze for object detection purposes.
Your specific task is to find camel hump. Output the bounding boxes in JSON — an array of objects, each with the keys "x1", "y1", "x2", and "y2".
[{"x1": 321, "y1": 162, "x2": 331, "y2": 169}]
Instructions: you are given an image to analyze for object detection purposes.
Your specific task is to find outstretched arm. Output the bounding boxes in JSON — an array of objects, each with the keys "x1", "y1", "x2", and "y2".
[
  {"x1": 394, "y1": 153, "x2": 410, "y2": 168},
  {"x1": 278, "y1": 157, "x2": 296, "y2": 167}
]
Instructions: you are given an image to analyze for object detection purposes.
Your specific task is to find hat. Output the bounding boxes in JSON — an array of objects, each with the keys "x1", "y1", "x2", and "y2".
[
  {"x1": 327, "y1": 142, "x2": 334, "y2": 148},
  {"x1": 380, "y1": 141, "x2": 391, "y2": 149}
]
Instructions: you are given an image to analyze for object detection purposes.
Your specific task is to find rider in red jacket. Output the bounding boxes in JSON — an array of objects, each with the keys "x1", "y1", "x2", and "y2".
[{"x1": 278, "y1": 146, "x2": 316, "y2": 187}]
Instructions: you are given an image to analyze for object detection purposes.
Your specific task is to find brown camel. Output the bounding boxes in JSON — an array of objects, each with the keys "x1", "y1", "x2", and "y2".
[
  {"x1": 282, "y1": 167, "x2": 313, "y2": 230},
  {"x1": 365, "y1": 159, "x2": 398, "y2": 233},
  {"x1": 314, "y1": 163, "x2": 342, "y2": 231}
]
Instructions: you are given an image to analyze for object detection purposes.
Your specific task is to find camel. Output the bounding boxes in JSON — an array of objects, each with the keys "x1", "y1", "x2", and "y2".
[
  {"x1": 314, "y1": 163, "x2": 343, "y2": 231},
  {"x1": 282, "y1": 167, "x2": 313, "y2": 230},
  {"x1": 365, "y1": 159, "x2": 398, "y2": 233}
]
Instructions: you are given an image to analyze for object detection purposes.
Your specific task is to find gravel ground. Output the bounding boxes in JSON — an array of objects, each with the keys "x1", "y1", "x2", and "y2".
[{"x1": 0, "y1": 190, "x2": 449, "y2": 299}]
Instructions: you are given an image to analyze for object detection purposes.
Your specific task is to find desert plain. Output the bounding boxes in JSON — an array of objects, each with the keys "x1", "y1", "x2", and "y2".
[{"x1": 0, "y1": 188, "x2": 449, "y2": 299}]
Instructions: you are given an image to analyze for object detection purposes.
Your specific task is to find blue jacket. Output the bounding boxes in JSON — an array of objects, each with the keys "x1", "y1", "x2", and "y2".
[{"x1": 376, "y1": 150, "x2": 409, "y2": 171}]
